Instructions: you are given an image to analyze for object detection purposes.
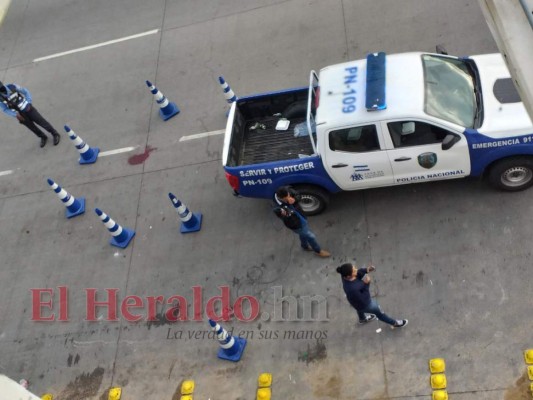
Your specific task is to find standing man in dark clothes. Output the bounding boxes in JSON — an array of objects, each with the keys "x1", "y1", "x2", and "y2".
[
  {"x1": 0, "y1": 81, "x2": 60, "y2": 148},
  {"x1": 273, "y1": 186, "x2": 330, "y2": 258},
  {"x1": 337, "y1": 262, "x2": 407, "y2": 327}
]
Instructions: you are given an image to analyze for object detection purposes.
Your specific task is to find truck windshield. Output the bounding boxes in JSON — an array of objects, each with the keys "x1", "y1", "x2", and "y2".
[{"x1": 422, "y1": 55, "x2": 477, "y2": 128}]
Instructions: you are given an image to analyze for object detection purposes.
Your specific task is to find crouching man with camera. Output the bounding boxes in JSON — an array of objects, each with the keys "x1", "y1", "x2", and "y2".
[{"x1": 273, "y1": 186, "x2": 330, "y2": 258}]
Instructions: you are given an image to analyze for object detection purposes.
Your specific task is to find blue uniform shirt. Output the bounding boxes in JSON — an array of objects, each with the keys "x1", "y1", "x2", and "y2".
[{"x1": 0, "y1": 84, "x2": 33, "y2": 117}]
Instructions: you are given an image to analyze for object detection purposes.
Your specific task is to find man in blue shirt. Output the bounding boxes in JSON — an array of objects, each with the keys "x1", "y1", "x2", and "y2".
[
  {"x1": 0, "y1": 81, "x2": 60, "y2": 148},
  {"x1": 273, "y1": 186, "x2": 330, "y2": 257},
  {"x1": 337, "y1": 262, "x2": 407, "y2": 327}
]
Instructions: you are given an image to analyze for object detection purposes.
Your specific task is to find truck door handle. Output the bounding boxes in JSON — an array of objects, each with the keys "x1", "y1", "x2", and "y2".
[
  {"x1": 331, "y1": 163, "x2": 348, "y2": 168},
  {"x1": 394, "y1": 157, "x2": 411, "y2": 162}
]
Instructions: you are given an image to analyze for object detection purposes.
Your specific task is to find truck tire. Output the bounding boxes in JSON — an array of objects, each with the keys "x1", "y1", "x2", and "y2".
[
  {"x1": 293, "y1": 185, "x2": 330, "y2": 216},
  {"x1": 282, "y1": 100, "x2": 307, "y2": 119},
  {"x1": 488, "y1": 157, "x2": 533, "y2": 191}
]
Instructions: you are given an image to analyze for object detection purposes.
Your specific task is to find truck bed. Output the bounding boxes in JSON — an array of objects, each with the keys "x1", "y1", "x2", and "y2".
[
  {"x1": 226, "y1": 88, "x2": 315, "y2": 167},
  {"x1": 240, "y1": 116, "x2": 314, "y2": 165}
]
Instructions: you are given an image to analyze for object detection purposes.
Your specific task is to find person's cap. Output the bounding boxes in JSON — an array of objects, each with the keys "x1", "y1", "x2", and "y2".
[{"x1": 336, "y1": 263, "x2": 354, "y2": 277}]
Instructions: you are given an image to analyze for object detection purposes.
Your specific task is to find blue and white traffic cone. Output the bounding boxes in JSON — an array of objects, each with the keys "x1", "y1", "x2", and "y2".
[
  {"x1": 47, "y1": 178, "x2": 85, "y2": 219},
  {"x1": 94, "y1": 208, "x2": 135, "y2": 249},
  {"x1": 209, "y1": 319, "x2": 247, "y2": 362},
  {"x1": 168, "y1": 192, "x2": 202, "y2": 233},
  {"x1": 218, "y1": 76, "x2": 237, "y2": 104},
  {"x1": 146, "y1": 80, "x2": 180, "y2": 121},
  {"x1": 65, "y1": 125, "x2": 99, "y2": 165}
]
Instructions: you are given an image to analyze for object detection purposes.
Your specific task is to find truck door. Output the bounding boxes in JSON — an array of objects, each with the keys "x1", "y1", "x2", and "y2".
[
  {"x1": 324, "y1": 123, "x2": 394, "y2": 190},
  {"x1": 382, "y1": 120, "x2": 470, "y2": 184}
]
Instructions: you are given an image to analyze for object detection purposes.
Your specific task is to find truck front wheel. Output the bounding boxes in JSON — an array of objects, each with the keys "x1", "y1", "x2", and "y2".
[
  {"x1": 488, "y1": 157, "x2": 533, "y2": 191},
  {"x1": 294, "y1": 185, "x2": 330, "y2": 216}
]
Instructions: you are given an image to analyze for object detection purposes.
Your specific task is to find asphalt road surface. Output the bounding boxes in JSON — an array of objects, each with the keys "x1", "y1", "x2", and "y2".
[{"x1": 1, "y1": 1, "x2": 531, "y2": 399}]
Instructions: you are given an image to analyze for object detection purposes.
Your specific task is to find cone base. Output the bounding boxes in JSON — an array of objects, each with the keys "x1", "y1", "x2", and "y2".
[
  {"x1": 110, "y1": 228, "x2": 136, "y2": 248},
  {"x1": 66, "y1": 197, "x2": 86, "y2": 219},
  {"x1": 160, "y1": 103, "x2": 180, "y2": 121},
  {"x1": 79, "y1": 148, "x2": 100, "y2": 165},
  {"x1": 180, "y1": 213, "x2": 202, "y2": 233},
  {"x1": 217, "y1": 336, "x2": 247, "y2": 362}
]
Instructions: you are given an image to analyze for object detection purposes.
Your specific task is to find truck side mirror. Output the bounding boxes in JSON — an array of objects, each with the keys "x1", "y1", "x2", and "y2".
[
  {"x1": 436, "y1": 45, "x2": 448, "y2": 55},
  {"x1": 442, "y1": 133, "x2": 460, "y2": 150}
]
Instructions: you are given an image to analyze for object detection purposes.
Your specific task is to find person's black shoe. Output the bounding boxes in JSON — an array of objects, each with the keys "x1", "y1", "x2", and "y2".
[
  {"x1": 40, "y1": 136, "x2": 47, "y2": 148},
  {"x1": 392, "y1": 319, "x2": 408, "y2": 329},
  {"x1": 358, "y1": 314, "x2": 377, "y2": 324},
  {"x1": 52, "y1": 133, "x2": 60, "y2": 146}
]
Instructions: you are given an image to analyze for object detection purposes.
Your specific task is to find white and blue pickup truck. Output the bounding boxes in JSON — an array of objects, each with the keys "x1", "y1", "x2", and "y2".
[{"x1": 222, "y1": 51, "x2": 533, "y2": 214}]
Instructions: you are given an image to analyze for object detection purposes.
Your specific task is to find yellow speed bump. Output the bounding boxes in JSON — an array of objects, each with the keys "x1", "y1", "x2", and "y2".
[
  {"x1": 525, "y1": 349, "x2": 533, "y2": 364},
  {"x1": 41, "y1": 395, "x2": 53, "y2": 400},
  {"x1": 256, "y1": 387, "x2": 272, "y2": 400},
  {"x1": 258, "y1": 373, "x2": 273, "y2": 388},
  {"x1": 430, "y1": 374, "x2": 447, "y2": 390},
  {"x1": 108, "y1": 387, "x2": 121, "y2": 400},
  {"x1": 528, "y1": 365, "x2": 533, "y2": 381},
  {"x1": 432, "y1": 389, "x2": 448, "y2": 400},
  {"x1": 181, "y1": 380, "x2": 195, "y2": 395},
  {"x1": 429, "y1": 358, "x2": 446, "y2": 374},
  {"x1": 180, "y1": 396, "x2": 193, "y2": 400}
]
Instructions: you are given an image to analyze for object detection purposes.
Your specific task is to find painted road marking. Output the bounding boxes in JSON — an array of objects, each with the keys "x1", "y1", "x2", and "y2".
[
  {"x1": 99, "y1": 146, "x2": 138, "y2": 157},
  {"x1": 0, "y1": 147, "x2": 135, "y2": 177},
  {"x1": 33, "y1": 29, "x2": 159, "y2": 62},
  {"x1": 1, "y1": 130, "x2": 220, "y2": 177},
  {"x1": 179, "y1": 129, "x2": 225, "y2": 142}
]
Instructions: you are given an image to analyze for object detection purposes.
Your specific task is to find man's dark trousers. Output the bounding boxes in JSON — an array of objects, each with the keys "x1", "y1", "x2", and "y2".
[{"x1": 19, "y1": 105, "x2": 59, "y2": 139}]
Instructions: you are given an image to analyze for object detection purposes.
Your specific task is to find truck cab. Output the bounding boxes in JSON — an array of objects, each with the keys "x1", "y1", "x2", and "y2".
[{"x1": 317, "y1": 52, "x2": 472, "y2": 191}]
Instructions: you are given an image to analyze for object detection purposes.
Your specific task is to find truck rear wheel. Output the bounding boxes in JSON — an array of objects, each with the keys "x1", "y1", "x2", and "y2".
[
  {"x1": 488, "y1": 157, "x2": 533, "y2": 191},
  {"x1": 294, "y1": 185, "x2": 330, "y2": 215}
]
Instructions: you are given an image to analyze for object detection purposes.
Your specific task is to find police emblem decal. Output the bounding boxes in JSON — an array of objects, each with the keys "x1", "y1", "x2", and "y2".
[{"x1": 418, "y1": 152, "x2": 437, "y2": 169}]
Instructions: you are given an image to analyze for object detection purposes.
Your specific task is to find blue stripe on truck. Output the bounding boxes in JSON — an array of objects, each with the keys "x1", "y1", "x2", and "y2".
[{"x1": 225, "y1": 156, "x2": 341, "y2": 199}]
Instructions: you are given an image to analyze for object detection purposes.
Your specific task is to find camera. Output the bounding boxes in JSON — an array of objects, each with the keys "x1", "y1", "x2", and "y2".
[{"x1": 280, "y1": 205, "x2": 294, "y2": 216}]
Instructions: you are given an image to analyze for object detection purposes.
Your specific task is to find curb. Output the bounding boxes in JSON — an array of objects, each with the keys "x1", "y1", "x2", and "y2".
[{"x1": 0, "y1": 0, "x2": 12, "y2": 26}]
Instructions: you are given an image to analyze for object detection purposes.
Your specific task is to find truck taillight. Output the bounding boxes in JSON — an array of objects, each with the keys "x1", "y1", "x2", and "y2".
[
  {"x1": 314, "y1": 87, "x2": 320, "y2": 109},
  {"x1": 225, "y1": 172, "x2": 240, "y2": 192}
]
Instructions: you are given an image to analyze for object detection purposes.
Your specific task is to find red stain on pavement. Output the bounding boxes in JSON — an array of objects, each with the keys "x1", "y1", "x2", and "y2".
[{"x1": 128, "y1": 146, "x2": 157, "y2": 165}]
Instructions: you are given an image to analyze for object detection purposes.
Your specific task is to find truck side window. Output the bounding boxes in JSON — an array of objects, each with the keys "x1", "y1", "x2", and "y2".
[
  {"x1": 388, "y1": 121, "x2": 450, "y2": 148},
  {"x1": 329, "y1": 125, "x2": 380, "y2": 153}
]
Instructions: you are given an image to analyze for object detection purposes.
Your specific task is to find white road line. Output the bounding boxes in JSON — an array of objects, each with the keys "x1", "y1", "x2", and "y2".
[
  {"x1": 99, "y1": 146, "x2": 138, "y2": 157},
  {"x1": 33, "y1": 29, "x2": 159, "y2": 62},
  {"x1": 179, "y1": 129, "x2": 225, "y2": 142},
  {"x1": 0, "y1": 170, "x2": 13, "y2": 177}
]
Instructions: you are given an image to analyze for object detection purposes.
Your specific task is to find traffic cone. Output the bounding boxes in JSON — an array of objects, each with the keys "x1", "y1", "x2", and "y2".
[
  {"x1": 218, "y1": 76, "x2": 237, "y2": 103},
  {"x1": 208, "y1": 319, "x2": 247, "y2": 362},
  {"x1": 168, "y1": 193, "x2": 202, "y2": 233},
  {"x1": 94, "y1": 208, "x2": 135, "y2": 249},
  {"x1": 47, "y1": 178, "x2": 85, "y2": 218},
  {"x1": 65, "y1": 125, "x2": 99, "y2": 164},
  {"x1": 146, "y1": 80, "x2": 180, "y2": 121}
]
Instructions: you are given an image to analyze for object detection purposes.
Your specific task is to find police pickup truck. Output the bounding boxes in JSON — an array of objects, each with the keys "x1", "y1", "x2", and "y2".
[{"x1": 222, "y1": 51, "x2": 533, "y2": 214}]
